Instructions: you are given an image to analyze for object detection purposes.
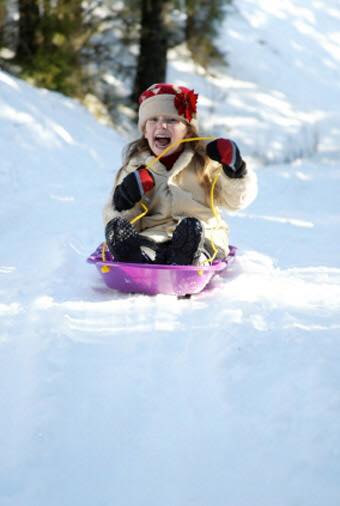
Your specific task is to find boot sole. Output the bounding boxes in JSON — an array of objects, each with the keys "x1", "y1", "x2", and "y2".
[{"x1": 170, "y1": 218, "x2": 204, "y2": 265}]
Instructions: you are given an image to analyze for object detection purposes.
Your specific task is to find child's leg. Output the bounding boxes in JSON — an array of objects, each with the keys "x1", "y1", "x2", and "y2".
[
  {"x1": 105, "y1": 217, "x2": 153, "y2": 263},
  {"x1": 169, "y1": 217, "x2": 204, "y2": 265},
  {"x1": 154, "y1": 240, "x2": 172, "y2": 264}
]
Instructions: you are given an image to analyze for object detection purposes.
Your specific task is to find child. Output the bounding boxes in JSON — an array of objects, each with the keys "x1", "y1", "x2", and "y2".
[{"x1": 103, "y1": 83, "x2": 257, "y2": 265}]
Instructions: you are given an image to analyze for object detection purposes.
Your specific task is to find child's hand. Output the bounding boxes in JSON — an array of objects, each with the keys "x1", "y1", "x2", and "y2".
[
  {"x1": 206, "y1": 138, "x2": 247, "y2": 178},
  {"x1": 113, "y1": 166, "x2": 155, "y2": 211}
]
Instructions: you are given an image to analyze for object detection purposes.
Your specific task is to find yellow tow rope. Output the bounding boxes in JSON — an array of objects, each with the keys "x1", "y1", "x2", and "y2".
[{"x1": 102, "y1": 136, "x2": 222, "y2": 271}]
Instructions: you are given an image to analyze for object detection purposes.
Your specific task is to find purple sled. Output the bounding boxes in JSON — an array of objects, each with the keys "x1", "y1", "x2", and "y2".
[{"x1": 87, "y1": 244, "x2": 236, "y2": 296}]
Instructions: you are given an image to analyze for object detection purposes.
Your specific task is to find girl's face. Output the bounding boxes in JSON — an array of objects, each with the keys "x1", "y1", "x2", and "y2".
[{"x1": 144, "y1": 116, "x2": 189, "y2": 156}]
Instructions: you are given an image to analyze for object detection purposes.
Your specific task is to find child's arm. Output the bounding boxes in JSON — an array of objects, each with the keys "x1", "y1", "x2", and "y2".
[
  {"x1": 206, "y1": 138, "x2": 257, "y2": 211},
  {"x1": 113, "y1": 166, "x2": 154, "y2": 211},
  {"x1": 103, "y1": 165, "x2": 154, "y2": 229},
  {"x1": 206, "y1": 138, "x2": 247, "y2": 179}
]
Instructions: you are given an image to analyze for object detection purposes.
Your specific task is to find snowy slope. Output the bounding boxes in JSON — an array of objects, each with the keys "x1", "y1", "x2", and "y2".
[{"x1": 1, "y1": 1, "x2": 340, "y2": 505}]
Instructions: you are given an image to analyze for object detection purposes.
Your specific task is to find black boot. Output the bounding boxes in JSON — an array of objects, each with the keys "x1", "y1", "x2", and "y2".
[
  {"x1": 169, "y1": 217, "x2": 204, "y2": 265},
  {"x1": 105, "y1": 217, "x2": 151, "y2": 263},
  {"x1": 154, "y1": 240, "x2": 172, "y2": 265}
]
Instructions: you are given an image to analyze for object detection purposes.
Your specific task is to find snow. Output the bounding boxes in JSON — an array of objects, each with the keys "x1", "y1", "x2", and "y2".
[{"x1": 1, "y1": 1, "x2": 340, "y2": 505}]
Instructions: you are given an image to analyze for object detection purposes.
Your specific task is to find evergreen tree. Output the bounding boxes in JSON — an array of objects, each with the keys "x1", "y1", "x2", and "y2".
[
  {"x1": 15, "y1": 0, "x2": 90, "y2": 97},
  {"x1": 132, "y1": 0, "x2": 172, "y2": 102},
  {"x1": 2, "y1": 0, "x2": 230, "y2": 122},
  {"x1": 0, "y1": 0, "x2": 6, "y2": 47},
  {"x1": 16, "y1": 0, "x2": 40, "y2": 60}
]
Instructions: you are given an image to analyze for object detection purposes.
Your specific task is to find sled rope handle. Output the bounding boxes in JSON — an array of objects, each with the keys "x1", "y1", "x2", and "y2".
[
  {"x1": 130, "y1": 201, "x2": 149, "y2": 225},
  {"x1": 145, "y1": 136, "x2": 215, "y2": 173},
  {"x1": 101, "y1": 242, "x2": 110, "y2": 272},
  {"x1": 208, "y1": 169, "x2": 222, "y2": 263}
]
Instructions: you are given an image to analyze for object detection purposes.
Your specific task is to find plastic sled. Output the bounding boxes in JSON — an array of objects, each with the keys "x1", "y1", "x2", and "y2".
[{"x1": 87, "y1": 244, "x2": 236, "y2": 297}]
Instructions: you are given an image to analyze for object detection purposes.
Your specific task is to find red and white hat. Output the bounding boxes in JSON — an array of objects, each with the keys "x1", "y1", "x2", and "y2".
[{"x1": 138, "y1": 83, "x2": 199, "y2": 131}]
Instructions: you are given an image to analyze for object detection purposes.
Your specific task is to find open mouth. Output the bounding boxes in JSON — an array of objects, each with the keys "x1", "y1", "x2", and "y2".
[{"x1": 154, "y1": 135, "x2": 172, "y2": 149}]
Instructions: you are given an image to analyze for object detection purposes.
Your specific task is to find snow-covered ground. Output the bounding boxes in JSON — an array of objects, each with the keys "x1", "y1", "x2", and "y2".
[{"x1": 1, "y1": 1, "x2": 340, "y2": 505}]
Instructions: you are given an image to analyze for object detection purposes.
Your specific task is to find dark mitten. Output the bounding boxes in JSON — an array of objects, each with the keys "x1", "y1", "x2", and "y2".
[
  {"x1": 206, "y1": 138, "x2": 247, "y2": 179},
  {"x1": 113, "y1": 166, "x2": 155, "y2": 211}
]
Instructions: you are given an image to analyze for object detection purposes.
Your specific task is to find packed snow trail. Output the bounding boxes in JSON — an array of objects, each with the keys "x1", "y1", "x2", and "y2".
[
  {"x1": 2, "y1": 246, "x2": 340, "y2": 506},
  {"x1": 1, "y1": 145, "x2": 340, "y2": 505}
]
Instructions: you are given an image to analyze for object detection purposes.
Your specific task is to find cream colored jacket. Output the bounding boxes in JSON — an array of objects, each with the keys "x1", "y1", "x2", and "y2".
[{"x1": 103, "y1": 146, "x2": 257, "y2": 256}]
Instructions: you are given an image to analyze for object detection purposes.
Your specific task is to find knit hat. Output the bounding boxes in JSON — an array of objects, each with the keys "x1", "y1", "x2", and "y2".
[{"x1": 138, "y1": 83, "x2": 199, "y2": 131}]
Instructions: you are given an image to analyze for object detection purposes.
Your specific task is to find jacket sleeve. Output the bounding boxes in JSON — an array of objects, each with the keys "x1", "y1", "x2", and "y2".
[
  {"x1": 218, "y1": 165, "x2": 258, "y2": 211},
  {"x1": 102, "y1": 162, "x2": 143, "y2": 230}
]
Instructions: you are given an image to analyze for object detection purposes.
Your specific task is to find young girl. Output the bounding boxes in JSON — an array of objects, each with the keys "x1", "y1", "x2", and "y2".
[{"x1": 103, "y1": 83, "x2": 257, "y2": 265}]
